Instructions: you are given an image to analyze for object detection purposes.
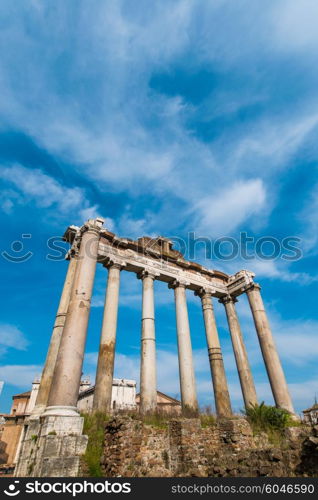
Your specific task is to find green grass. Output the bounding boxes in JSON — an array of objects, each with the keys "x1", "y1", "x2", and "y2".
[
  {"x1": 243, "y1": 402, "x2": 296, "y2": 437},
  {"x1": 200, "y1": 414, "x2": 216, "y2": 428},
  {"x1": 82, "y1": 412, "x2": 109, "y2": 477},
  {"x1": 142, "y1": 412, "x2": 169, "y2": 429}
]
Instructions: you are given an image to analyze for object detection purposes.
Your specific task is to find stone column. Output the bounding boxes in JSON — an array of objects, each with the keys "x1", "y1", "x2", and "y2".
[
  {"x1": 93, "y1": 261, "x2": 123, "y2": 413},
  {"x1": 246, "y1": 283, "x2": 295, "y2": 414},
  {"x1": 31, "y1": 253, "x2": 78, "y2": 416},
  {"x1": 45, "y1": 218, "x2": 103, "y2": 416},
  {"x1": 220, "y1": 295, "x2": 258, "y2": 409},
  {"x1": 169, "y1": 280, "x2": 198, "y2": 414},
  {"x1": 138, "y1": 270, "x2": 158, "y2": 414},
  {"x1": 196, "y1": 289, "x2": 232, "y2": 417}
]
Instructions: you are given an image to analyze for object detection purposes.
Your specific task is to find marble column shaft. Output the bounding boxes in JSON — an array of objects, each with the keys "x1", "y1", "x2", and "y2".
[
  {"x1": 93, "y1": 263, "x2": 122, "y2": 413},
  {"x1": 46, "y1": 220, "x2": 102, "y2": 415},
  {"x1": 32, "y1": 255, "x2": 78, "y2": 415},
  {"x1": 221, "y1": 296, "x2": 258, "y2": 409},
  {"x1": 171, "y1": 281, "x2": 198, "y2": 413},
  {"x1": 246, "y1": 284, "x2": 295, "y2": 414},
  {"x1": 200, "y1": 291, "x2": 232, "y2": 417},
  {"x1": 139, "y1": 271, "x2": 157, "y2": 414}
]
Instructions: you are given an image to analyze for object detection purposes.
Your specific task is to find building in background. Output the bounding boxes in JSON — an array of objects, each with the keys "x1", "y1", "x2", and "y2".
[
  {"x1": 77, "y1": 378, "x2": 137, "y2": 413},
  {"x1": 0, "y1": 376, "x2": 181, "y2": 470},
  {"x1": 136, "y1": 391, "x2": 181, "y2": 415},
  {"x1": 303, "y1": 400, "x2": 318, "y2": 425}
]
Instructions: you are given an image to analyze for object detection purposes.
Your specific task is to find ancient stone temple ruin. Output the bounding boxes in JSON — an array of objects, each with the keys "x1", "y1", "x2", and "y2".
[{"x1": 14, "y1": 218, "x2": 296, "y2": 477}]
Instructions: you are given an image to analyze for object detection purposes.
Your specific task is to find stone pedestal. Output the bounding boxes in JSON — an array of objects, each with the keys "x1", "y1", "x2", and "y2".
[{"x1": 14, "y1": 415, "x2": 87, "y2": 477}]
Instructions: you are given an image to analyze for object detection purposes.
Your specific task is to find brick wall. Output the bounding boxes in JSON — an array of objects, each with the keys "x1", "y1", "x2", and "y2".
[{"x1": 100, "y1": 417, "x2": 317, "y2": 477}]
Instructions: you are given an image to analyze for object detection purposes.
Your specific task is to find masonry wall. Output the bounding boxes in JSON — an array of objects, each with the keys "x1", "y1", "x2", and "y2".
[
  {"x1": 100, "y1": 417, "x2": 318, "y2": 477},
  {"x1": 0, "y1": 419, "x2": 24, "y2": 465}
]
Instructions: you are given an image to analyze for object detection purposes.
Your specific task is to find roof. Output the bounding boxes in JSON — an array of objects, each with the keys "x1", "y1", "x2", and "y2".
[
  {"x1": 136, "y1": 390, "x2": 181, "y2": 405},
  {"x1": 78, "y1": 386, "x2": 95, "y2": 399},
  {"x1": 78, "y1": 379, "x2": 137, "y2": 400},
  {"x1": 303, "y1": 403, "x2": 318, "y2": 413},
  {"x1": 12, "y1": 391, "x2": 31, "y2": 399}
]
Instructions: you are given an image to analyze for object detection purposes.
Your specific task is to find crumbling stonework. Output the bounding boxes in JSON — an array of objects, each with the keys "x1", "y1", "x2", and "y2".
[
  {"x1": 100, "y1": 417, "x2": 316, "y2": 477},
  {"x1": 15, "y1": 415, "x2": 87, "y2": 477},
  {"x1": 295, "y1": 425, "x2": 318, "y2": 476}
]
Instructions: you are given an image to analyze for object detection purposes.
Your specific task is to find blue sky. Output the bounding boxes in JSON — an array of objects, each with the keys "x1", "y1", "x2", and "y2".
[{"x1": 1, "y1": 0, "x2": 318, "y2": 415}]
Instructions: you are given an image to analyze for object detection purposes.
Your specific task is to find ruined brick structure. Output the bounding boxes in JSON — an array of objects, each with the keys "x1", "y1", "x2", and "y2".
[{"x1": 100, "y1": 417, "x2": 318, "y2": 478}]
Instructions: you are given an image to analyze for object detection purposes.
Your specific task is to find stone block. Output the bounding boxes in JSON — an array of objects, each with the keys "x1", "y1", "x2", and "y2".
[{"x1": 40, "y1": 415, "x2": 84, "y2": 436}]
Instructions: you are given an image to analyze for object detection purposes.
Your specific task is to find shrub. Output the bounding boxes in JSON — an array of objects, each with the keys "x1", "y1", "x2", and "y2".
[
  {"x1": 244, "y1": 402, "x2": 294, "y2": 433},
  {"x1": 82, "y1": 412, "x2": 109, "y2": 477}
]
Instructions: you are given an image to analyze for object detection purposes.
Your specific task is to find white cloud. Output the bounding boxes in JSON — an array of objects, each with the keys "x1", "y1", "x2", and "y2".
[
  {"x1": 0, "y1": 164, "x2": 114, "y2": 226},
  {"x1": 0, "y1": 0, "x2": 317, "y2": 241},
  {"x1": 0, "y1": 324, "x2": 29, "y2": 357},
  {"x1": 0, "y1": 364, "x2": 42, "y2": 387},
  {"x1": 274, "y1": 320, "x2": 318, "y2": 366},
  {"x1": 194, "y1": 179, "x2": 266, "y2": 236},
  {"x1": 0, "y1": 0, "x2": 297, "y2": 238},
  {"x1": 233, "y1": 113, "x2": 318, "y2": 169},
  {"x1": 272, "y1": 0, "x2": 318, "y2": 51}
]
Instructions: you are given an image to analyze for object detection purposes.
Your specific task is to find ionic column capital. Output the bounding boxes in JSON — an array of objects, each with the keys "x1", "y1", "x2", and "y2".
[
  {"x1": 168, "y1": 279, "x2": 190, "y2": 290},
  {"x1": 65, "y1": 249, "x2": 73, "y2": 261},
  {"x1": 103, "y1": 258, "x2": 126, "y2": 271},
  {"x1": 242, "y1": 282, "x2": 261, "y2": 294},
  {"x1": 81, "y1": 217, "x2": 104, "y2": 236},
  {"x1": 194, "y1": 286, "x2": 215, "y2": 299},
  {"x1": 219, "y1": 295, "x2": 238, "y2": 305},
  {"x1": 137, "y1": 268, "x2": 160, "y2": 281}
]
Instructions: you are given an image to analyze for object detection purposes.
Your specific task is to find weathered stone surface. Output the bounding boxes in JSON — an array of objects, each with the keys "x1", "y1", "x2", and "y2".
[
  {"x1": 14, "y1": 415, "x2": 88, "y2": 477},
  {"x1": 100, "y1": 417, "x2": 316, "y2": 477}
]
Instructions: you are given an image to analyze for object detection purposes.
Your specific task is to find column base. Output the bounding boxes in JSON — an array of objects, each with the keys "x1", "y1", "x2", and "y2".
[
  {"x1": 29, "y1": 404, "x2": 47, "y2": 419},
  {"x1": 43, "y1": 405, "x2": 79, "y2": 417}
]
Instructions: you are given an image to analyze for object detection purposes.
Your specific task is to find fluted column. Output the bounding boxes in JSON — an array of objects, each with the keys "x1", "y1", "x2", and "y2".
[
  {"x1": 93, "y1": 261, "x2": 123, "y2": 413},
  {"x1": 169, "y1": 280, "x2": 198, "y2": 414},
  {"x1": 196, "y1": 289, "x2": 232, "y2": 417},
  {"x1": 220, "y1": 295, "x2": 258, "y2": 409},
  {"x1": 45, "y1": 218, "x2": 103, "y2": 416},
  {"x1": 246, "y1": 283, "x2": 295, "y2": 414},
  {"x1": 138, "y1": 270, "x2": 158, "y2": 414},
  {"x1": 32, "y1": 252, "x2": 78, "y2": 416}
]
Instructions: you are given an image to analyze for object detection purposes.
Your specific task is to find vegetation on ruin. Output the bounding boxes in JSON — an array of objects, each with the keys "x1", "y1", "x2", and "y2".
[
  {"x1": 82, "y1": 412, "x2": 109, "y2": 477},
  {"x1": 200, "y1": 414, "x2": 216, "y2": 428},
  {"x1": 244, "y1": 402, "x2": 299, "y2": 445},
  {"x1": 200, "y1": 405, "x2": 217, "y2": 428},
  {"x1": 142, "y1": 411, "x2": 171, "y2": 429},
  {"x1": 244, "y1": 402, "x2": 294, "y2": 431}
]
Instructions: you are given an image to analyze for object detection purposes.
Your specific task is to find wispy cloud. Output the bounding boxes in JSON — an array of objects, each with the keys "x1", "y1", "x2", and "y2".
[
  {"x1": 1, "y1": 1, "x2": 316, "y2": 238},
  {"x1": 0, "y1": 364, "x2": 41, "y2": 388},
  {"x1": 0, "y1": 164, "x2": 105, "y2": 224},
  {"x1": 0, "y1": 324, "x2": 29, "y2": 357},
  {"x1": 194, "y1": 179, "x2": 266, "y2": 236}
]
